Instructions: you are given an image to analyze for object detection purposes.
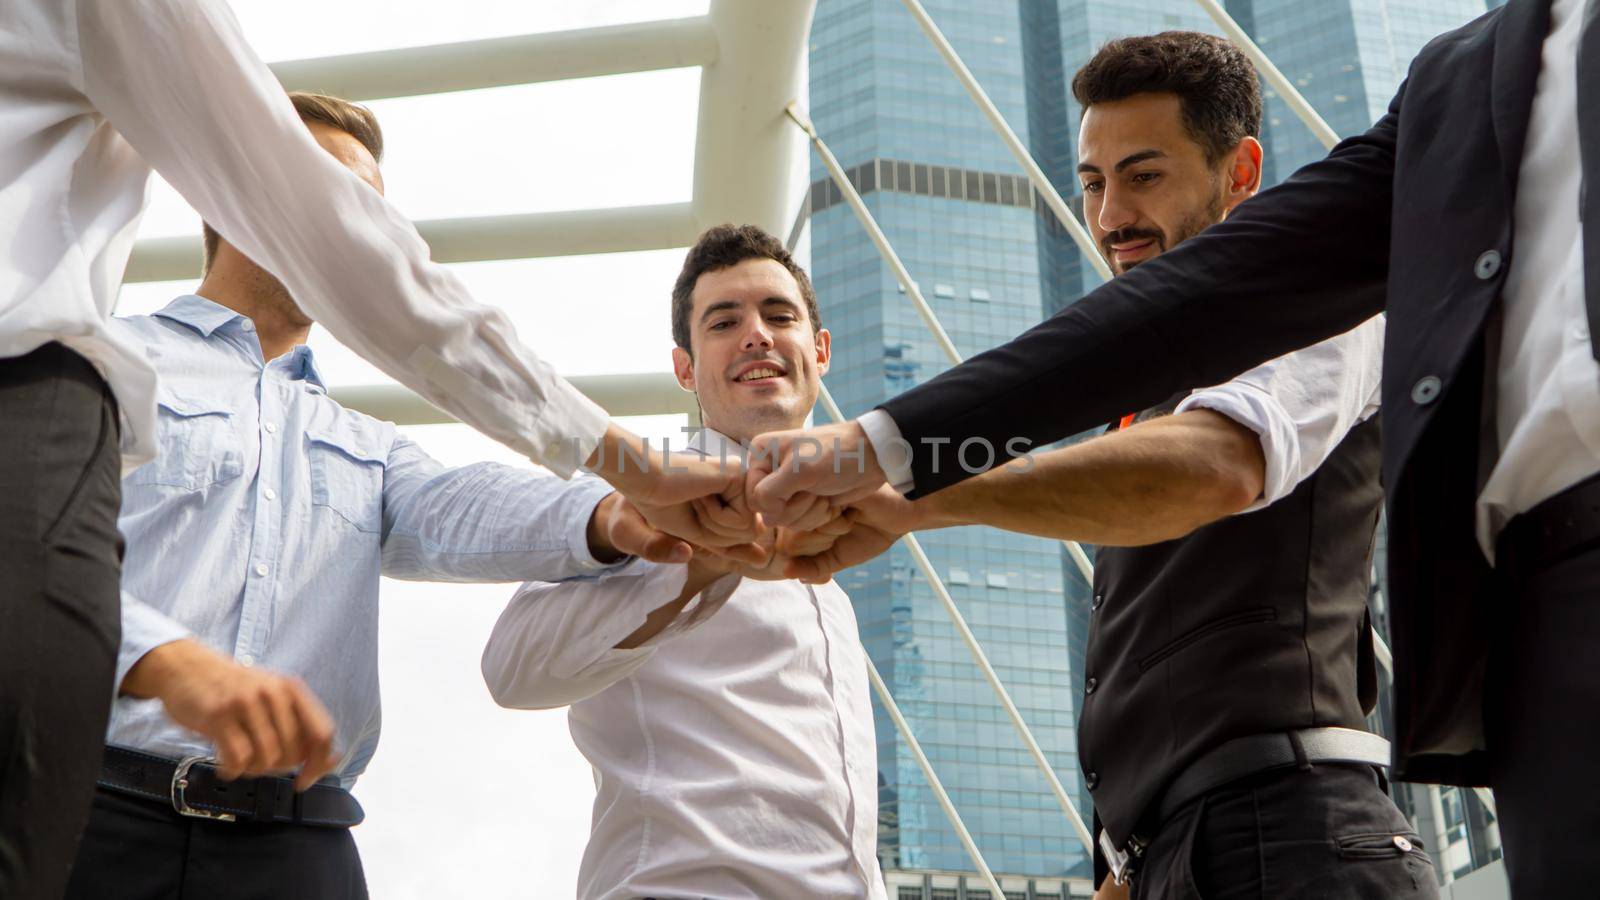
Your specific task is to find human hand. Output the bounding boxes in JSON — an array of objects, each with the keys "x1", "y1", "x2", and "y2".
[
  {"x1": 1093, "y1": 877, "x2": 1131, "y2": 900},
  {"x1": 121, "y1": 639, "x2": 338, "y2": 791},
  {"x1": 746, "y1": 421, "x2": 887, "y2": 527},
  {"x1": 587, "y1": 424, "x2": 765, "y2": 564},
  {"x1": 778, "y1": 485, "x2": 921, "y2": 583}
]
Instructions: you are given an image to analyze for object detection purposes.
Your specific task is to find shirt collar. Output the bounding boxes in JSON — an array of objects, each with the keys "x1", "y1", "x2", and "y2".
[
  {"x1": 152, "y1": 294, "x2": 246, "y2": 337},
  {"x1": 687, "y1": 426, "x2": 743, "y2": 460},
  {"x1": 152, "y1": 294, "x2": 326, "y2": 388}
]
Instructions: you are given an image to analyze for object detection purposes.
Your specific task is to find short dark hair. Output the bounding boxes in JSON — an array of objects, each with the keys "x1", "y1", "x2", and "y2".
[
  {"x1": 671, "y1": 224, "x2": 821, "y2": 355},
  {"x1": 201, "y1": 91, "x2": 385, "y2": 272},
  {"x1": 1070, "y1": 32, "x2": 1261, "y2": 165}
]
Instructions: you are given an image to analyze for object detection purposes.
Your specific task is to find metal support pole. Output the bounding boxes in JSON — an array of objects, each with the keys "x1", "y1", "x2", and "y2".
[
  {"x1": 895, "y1": 0, "x2": 1111, "y2": 282},
  {"x1": 1427, "y1": 785, "x2": 1457, "y2": 885},
  {"x1": 865, "y1": 653, "x2": 1005, "y2": 897},
  {"x1": 1473, "y1": 787, "x2": 1498, "y2": 820},
  {"x1": 1191, "y1": 0, "x2": 1341, "y2": 151},
  {"x1": 820, "y1": 386, "x2": 1096, "y2": 858}
]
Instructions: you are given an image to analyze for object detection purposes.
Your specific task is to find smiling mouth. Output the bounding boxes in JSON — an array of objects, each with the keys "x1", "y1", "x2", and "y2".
[{"x1": 734, "y1": 366, "x2": 786, "y2": 383}]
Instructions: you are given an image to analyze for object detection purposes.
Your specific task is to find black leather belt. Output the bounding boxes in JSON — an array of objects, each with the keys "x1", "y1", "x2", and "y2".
[
  {"x1": 1101, "y1": 727, "x2": 1390, "y2": 886},
  {"x1": 99, "y1": 745, "x2": 364, "y2": 828},
  {"x1": 1497, "y1": 470, "x2": 1600, "y2": 582}
]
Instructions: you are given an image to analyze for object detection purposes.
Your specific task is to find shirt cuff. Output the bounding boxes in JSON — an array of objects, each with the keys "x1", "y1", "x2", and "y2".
[
  {"x1": 598, "y1": 566, "x2": 742, "y2": 654},
  {"x1": 561, "y1": 477, "x2": 631, "y2": 573},
  {"x1": 115, "y1": 594, "x2": 196, "y2": 696},
  {"x1": 1175, "y1": 385, "x2": 1299, "y2": 513},
  {"x1": 859, "y1": 408, "x2": 915, "y2": 494},
  {"x1": 531, "y1": 379, "x2": 611, "y2": 479}
]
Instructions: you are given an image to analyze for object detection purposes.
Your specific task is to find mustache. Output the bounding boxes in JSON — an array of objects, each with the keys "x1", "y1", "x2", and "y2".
[{"x1": 1101, "y1": 227, "x2": 1165, "y2": 254}]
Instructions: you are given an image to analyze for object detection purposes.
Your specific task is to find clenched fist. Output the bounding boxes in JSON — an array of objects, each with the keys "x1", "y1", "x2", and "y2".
[{"x1": 121, "y1": 639, "x2": 339, "y2": 791}]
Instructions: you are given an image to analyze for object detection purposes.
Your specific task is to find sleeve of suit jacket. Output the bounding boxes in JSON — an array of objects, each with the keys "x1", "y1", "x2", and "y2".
[{"x1": 880, "y1": 87, "x2": 1405, "y2": 499}]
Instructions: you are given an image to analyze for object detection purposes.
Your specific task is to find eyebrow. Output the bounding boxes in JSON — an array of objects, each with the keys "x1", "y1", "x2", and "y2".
[
  {"x1": 1076, "y1": 148, "x2": 1169, "y2": 175},
  {"x1": 698, "y1": 296, "x2": 802, "y2": 324}
]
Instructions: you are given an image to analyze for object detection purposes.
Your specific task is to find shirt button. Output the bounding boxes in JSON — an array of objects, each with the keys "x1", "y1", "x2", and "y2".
[
  {"x1": 1393, "y1": 835, "x2": 1413, "y2": 852},
  {"x1": 1085, "y1": 677, "x2": 1098, "y2": 695},
  {"x1": 1085, "y1": 772, "x2": 1099, "y2": 791},
  {"x1": 263, "y1": 488, "x2": 277, "y2": 501},
  {"x1": 254, "y1": 563, "x2": 269, "y2": 577},
  {"x1": 264, "y1": 423, "x2": 278, "y2": 434},
  {"x1": 1411, "y1": 375, "x2": 1442, "y2": 405},
  {"x1": 239, "y1": 654, "x2": 255, "y2": 668},
  {"x1": 1574, "y1": 323, "x2": 1591, "y2": 343},
  {"x1": 1474, "y1": 250, "x2": 1502, "y2": 280}
]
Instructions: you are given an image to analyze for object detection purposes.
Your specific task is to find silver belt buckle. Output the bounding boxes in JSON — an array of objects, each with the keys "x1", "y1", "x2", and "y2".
[
  {"x1": 171, "y1": 756, "x2": 237, "y2": 822},
  {"x1": 1100, "y1": 826, "x2": 1139, "y2": 883}
]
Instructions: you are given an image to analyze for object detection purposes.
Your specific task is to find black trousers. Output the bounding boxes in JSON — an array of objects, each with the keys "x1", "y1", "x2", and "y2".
[
  {"x1": 1131, "y1": 765, "x2": 1438, "y2": 900},
  {"x1": 0, "y1": 344, "x2": 124, "y2": 900},
  {"x1": 64, "y1": 787, "x2": 369, "y2": 899},
  {"x1": 1487, "y1": 544, "x2": 1600, "y2": 898}
]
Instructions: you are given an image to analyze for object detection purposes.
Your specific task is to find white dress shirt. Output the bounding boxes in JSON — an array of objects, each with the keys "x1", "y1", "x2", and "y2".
[
  {"x1": 1477, "y1": 0, "x2": 1594, "y2": 560},
  {"x1": 482, "y1": 434, "x2": 885, "y2": 900},
  {"x1": 0, "y1": 0, "x2": 606, "y2": 472},
  {"x1": 863, "y1": 316, "x2": 1384, "y2": 511}
]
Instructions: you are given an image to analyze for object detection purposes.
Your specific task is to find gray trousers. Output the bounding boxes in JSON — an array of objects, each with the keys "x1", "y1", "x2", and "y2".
[{"x1": 0, "y1": 343, "x2": 123, "y2": 900}]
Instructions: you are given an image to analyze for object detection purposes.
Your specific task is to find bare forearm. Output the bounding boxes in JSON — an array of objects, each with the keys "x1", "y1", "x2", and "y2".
[{"x1": 919, "y1": 410, "x2": 1265, "y2": 546}]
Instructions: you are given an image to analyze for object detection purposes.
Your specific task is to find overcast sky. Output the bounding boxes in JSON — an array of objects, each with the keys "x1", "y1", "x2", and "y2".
[{"x1": 117, "y1": 1, "x2": 725, "y2": 896}]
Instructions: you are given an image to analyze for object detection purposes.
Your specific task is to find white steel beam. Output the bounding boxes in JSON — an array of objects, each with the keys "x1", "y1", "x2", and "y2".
[
  {"x1": 817, "y1": 385, "x2": 1097, "y2": 859},
  {"x1": 1192, "y1": 0, "x2": 1340, "y2": 151},
  {"x1": 897, "y1": 0, "x2": 1111, "y2": 283},
  {"x1": 330, "y1": 373, "x2": 695, "y2": 426},
  {"x1": 865, "y1": 655, "x2": 1006, "y2": 898},
  {"x1": 123, "y1": 203, "x2": 701, "y2": 284},
  {"x1": 691, "y1": 0, "x2": 815, "y2": 237},
  {"x1": 270, "y1": 17, "x2": 719, "y2": 102}
]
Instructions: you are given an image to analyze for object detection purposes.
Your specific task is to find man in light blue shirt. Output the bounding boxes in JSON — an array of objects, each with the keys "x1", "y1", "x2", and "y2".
[{"x1": 63, "y1": 92, "x2": 660, "y2": 900}]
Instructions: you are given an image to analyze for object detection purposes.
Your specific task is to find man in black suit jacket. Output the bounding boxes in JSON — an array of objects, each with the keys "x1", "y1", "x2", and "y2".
[{"x1": 750, "y1": 0, "x2": 1597, "y2": 894}]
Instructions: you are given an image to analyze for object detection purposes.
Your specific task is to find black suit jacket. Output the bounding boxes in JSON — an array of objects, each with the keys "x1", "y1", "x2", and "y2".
[{"x1": 880, "y1": 0, "x2": 1555, "y2": 786}]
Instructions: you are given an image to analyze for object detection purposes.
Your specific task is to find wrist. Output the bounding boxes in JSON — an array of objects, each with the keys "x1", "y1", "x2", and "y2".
[
  {"x1": 585, "y1": 492, "x2": 629, "y2": 564},
  {"x1": 588, "y1": 424, "x2": 655, "y2": 498},
  {"x1": 914, "y1": 491, "x2": 968, "y2": 531}
]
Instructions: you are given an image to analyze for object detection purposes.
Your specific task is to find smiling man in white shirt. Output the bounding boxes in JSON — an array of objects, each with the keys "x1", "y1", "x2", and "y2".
[{"x1": 481, "y1": 225, "x2": 884, "y2": 900}]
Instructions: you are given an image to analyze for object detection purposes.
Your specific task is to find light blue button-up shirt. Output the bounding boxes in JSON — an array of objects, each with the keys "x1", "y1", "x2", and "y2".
[{"x1": 108, "y1": 295, "x2": 617, "y2": 786}]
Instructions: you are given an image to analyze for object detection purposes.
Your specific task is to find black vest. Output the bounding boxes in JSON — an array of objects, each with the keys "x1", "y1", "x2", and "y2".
[{"x1": 1081, "y1": 397, "x2": 1383, "y2": 847}]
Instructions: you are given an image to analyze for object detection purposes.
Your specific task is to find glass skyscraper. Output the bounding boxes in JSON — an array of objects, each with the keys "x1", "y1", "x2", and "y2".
[{"x1": 806, "y1": 0, "x2": 1506, "y2": 886}]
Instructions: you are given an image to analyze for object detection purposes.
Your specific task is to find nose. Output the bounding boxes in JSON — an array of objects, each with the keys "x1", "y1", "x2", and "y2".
[
  {"x1": 741, "y1": 318, "x2": 774, "y2": 352},
  {"x1": 1096, "y1": 182, "x2": 1137, "y2": 236}
]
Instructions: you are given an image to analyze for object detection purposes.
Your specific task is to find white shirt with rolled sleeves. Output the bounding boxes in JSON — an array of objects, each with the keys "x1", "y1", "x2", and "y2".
[
  {"x1": 864, "y1": 314, "x2": 1385, "y2": 511},
  {"x1": 482, "y1": 433, "x2": 886, "y2": 900},
  {"x1": 0, "y1": 0, "x2": 606, "y2": 471}
]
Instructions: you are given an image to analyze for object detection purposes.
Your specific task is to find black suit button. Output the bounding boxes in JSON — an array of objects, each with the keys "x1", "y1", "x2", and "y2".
[
  {"x1": 1086, "y1": 772, "x2": 1099, "y2": 791},
  {"x1": 1085, "y1": 677, "x2": 1098, "y2": 695},
  {"x1": 1411, "y1": 376, "x2": 1442, "y2": 405},
  {"x1": 1475, "y1": 250, "x2": 1502, "y2": 280},
  {"x1": 1092, "y1": 593, "x2": 1104, "y2": 611}
]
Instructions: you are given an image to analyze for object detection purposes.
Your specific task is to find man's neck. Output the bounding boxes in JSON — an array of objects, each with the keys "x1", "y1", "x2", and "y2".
[{"x1": 195, "y1": 271, "x2": 311, "y2": 363}]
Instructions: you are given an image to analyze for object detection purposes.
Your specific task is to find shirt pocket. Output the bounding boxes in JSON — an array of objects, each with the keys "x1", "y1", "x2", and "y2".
[
  {"x1": 306, "y1": 421, "x2": 387, "y2": 534},
  {"x1": 124, "y1": 391, "x2": 244, "y2": 490}
]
